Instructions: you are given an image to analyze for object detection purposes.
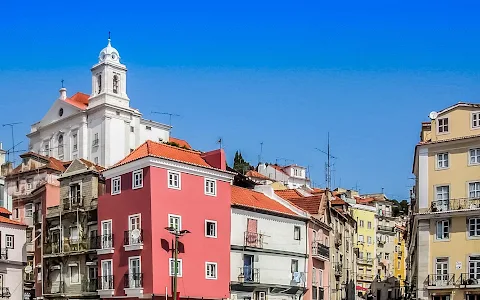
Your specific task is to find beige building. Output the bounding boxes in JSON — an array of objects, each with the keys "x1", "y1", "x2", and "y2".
[{"x1": 410, "y1": 102, "x2": 480, "y2": 300}]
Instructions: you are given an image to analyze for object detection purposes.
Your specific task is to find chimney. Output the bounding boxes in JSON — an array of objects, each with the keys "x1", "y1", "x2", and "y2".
[{"x1": 59, "y1": 87, "x2": 67, "y2": 100}]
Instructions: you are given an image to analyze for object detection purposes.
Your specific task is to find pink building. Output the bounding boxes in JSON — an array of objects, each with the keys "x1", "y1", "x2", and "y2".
[{"x1": 97, "y1": 141, "x2": 235, "y2": 300}]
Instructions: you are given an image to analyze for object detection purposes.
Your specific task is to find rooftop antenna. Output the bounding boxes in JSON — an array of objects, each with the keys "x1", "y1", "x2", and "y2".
[
  {"x1": 151, "y1": 112, "x2": 180, "y2": 127},
  {"x1": 61, "y1": 79, "x2": 64, "y2": 88},
  {"x1": 314, "y1": 132, "x2": 337, "y2": 189},
  {"x1": 108, "y1": 31, "x2": 111, "y2": 40},
  {"x1": 258, "y1": 142, "x2": 263, "y2": 164},
  {"x1": 217, "y1": 137, "x2": 223, "y2": 149},
  {"x1": 2, "y1": 122, "x2": 22, "y2": 165}
]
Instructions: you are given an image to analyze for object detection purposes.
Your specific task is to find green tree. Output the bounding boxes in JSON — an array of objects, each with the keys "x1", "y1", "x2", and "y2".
[{"x1": 233, "y1": 151, "x2": 251, "y2": 174}]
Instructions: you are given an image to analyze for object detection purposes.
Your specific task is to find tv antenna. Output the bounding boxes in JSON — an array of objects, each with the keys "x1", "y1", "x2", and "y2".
[
  {"x1": 314, "y1": 132, "x2": 337, "y2": 189},
  {"x1": 2, "y1": 122, "x2": 22, "y2": 164},
  {"x1": 217, "y1": 137, "x2": 223, "y2": 149},
  {"x1": 258, "y1": 142, "x2": 264, "y2": 164},
  {"x1": 151, "y1": 112, "x2": 180, "y2": 127}
]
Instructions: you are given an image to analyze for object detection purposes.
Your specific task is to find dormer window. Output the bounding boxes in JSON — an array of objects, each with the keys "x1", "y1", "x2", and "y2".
[
  {"x1": 113, "y1": 75, "x2": 119, "y2": 94},
  {"x1": 438, "y1": 118, "x2": 449, "y2": 133},
  {"x1": 97, "y1": 74, "x2": 102, "y2": 94}
]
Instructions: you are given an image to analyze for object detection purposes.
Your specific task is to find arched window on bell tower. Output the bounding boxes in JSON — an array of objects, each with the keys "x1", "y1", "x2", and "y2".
[
  {"x1": 97, "y1": 74, "x2": 102, "y2": 94},
  {"x1": 113, "y1": 75, "x2": 119, "y2": 94}
]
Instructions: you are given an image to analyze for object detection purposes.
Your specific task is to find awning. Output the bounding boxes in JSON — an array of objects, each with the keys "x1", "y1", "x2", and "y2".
[{"x1": 356, "y1": 285, "x2": 368, "y2": 291}]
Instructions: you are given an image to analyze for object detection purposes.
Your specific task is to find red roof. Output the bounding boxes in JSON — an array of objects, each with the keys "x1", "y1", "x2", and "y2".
[
  {"x1": 0, "y1": 216, "x2": 26, "y2": 226},
  {"x1": 311, "y1": 188, "x2": 324, "y2": 194},
  {"x1": 231, "y1": 186, "x2": 299, "y2": 217},
  {"x1": 79, "y1": 158, "x2": 105, "y2": 172},
  {"x1": 245, "y1": 170, "x2": 271, "y2": 180},
  {"x1": 355, "y1": 196, "x2": 376, "y2": 204},
  {"x1": 286, "y1": 196, "x2": 323, "y2": 215},
  {"x1": 9, "y1": 152, "x2": 67, "y2": 175},
  {"x1": 331, "y1": 197, "x2": 346, "y2": 205},
  {"x1": 64, "y1": 92, "x2": 89, "y2": 110},
  {"x1": 113, "y1": 140, "x2": 212, "y2": 169},
  {"x1": 274, "y1": 189, "x2": 304, "y2": 199},
  {"x1": 169, "y1": 137, "x2": 192, "y2": 150},
  {"x1": 0, "y1": 207, "x2": 12, "y2": 215}
]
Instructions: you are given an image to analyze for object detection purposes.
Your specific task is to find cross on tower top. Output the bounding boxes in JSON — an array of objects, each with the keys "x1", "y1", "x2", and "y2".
[{"x1": 61, "y1": 79, "x2": 64, "y2": 88}]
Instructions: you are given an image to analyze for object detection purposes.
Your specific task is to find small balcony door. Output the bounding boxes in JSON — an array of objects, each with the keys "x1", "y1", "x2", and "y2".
[
  {"x1": 101, "y1": 260, "x2": 113, "y2": 290},
  {"x1": 102, "y1": 221, "x2": 112, "y2": 249},
  {"x1": 435, "y1": 258, "x2": 449, "y2": 285},
  {"x1": 70, "y1": 184, "x2": 81, "y2": 205},
  {"x1": 246, "y1": 218, "x2": 258, "y2": 247},
  {"x1": 469, "y1": 256, "x2": 480, "y2": 279},
  {"x1": 128, "y1": 257, "x2": 141, "y2": 288},
  {"x1": 243, "y1": 254, "x2": 254, "y2": 281},
  {"x1": 129, "y1": 215, "x2": 141, "y2": 245},
  {"x1": 435, "y1": 186, "x2": 449, "y2": 211}
]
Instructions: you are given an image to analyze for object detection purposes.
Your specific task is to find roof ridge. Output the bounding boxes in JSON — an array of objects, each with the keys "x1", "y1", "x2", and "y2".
[{"x1": 151, "y1": 140, "x2": 202, "y2": 154}]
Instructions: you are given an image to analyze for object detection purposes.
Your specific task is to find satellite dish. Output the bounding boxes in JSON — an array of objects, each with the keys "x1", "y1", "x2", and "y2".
[
  {"x1": 429, "y1": 111, "x2": 438, "y2": 120},
  {"x1": 131, "y1": 229, "x2": 141, "y2": 239},
  {"x1": 25, "y1": 265, "x2": 33, "y2": 274}
]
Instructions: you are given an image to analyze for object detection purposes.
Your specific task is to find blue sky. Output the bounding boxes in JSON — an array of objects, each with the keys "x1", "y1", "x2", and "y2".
[{"x1": 1, "y1": 0, "x2": 480, "y2": 199}]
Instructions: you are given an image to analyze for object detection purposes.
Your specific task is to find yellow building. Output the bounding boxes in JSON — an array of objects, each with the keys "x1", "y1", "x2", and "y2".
[
  {"x1": 394, "y1": 225, "x2": 406, "y2": 291},
  {"x1": 352, "y1": 203, "x2": 377, "y2": 289},
  {"x1": 411, "y1": 102, "x2": 480, "y2": 300}
]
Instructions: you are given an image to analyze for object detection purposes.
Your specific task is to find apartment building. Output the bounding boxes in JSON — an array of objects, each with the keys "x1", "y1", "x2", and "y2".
[
  {"x1": 394, "y1": 225, "x2": 406, "y2": 293},
  {"x1": 42, "y1": 159, "x2": 104, "y2": 298},
  {"x1": 257, "y1": 163, "x2": 311, "y2": 189},
  {"x1": 274, "y1": 189, "x2": 332, "y2": 300},
  {"x1": 5, "y1": 152, "x2": 67, "y2": 299},
  {"x1": 411, "y1": 102, "x2": 480, "y2": 300},
  {"x1": 351, "y1": 203, "x2": 377, "y2": 290},
  {"x1": 0, "y1": 208, "x2": 27, "y2": 300},
  {"x1": 230, "y1": 186, "x2": 309, "y2": 300},
  {"x1": 97, "y1": 141, "x2": 235, "y2": 299}
]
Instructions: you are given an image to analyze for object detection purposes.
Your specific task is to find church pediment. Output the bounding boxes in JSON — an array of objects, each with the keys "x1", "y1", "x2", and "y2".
[{"x1": 39, "y1": 96, "x2": 85, "y2": 127}]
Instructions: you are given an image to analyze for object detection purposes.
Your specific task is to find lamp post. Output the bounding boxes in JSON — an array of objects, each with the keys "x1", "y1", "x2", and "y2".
[{"x1": 165, "y1": 227, "x2": 190, "y2": 300}]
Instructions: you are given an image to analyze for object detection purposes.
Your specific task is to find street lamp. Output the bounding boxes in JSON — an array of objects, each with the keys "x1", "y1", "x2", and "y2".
[{"x1": 165, "y1": 227, "x2": 190, "y2": 300}]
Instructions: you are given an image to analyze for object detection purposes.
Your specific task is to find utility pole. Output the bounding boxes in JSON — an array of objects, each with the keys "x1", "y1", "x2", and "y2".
[
  {"x1": 165, "y1": 227, "x2": 190, "y2": 300},
  {"x1": 258, "y1": 142, "x2": 263, "y2": 165},
  {"x1": 2, "y1": 122, "x2": 22, "y2": 165},
  {"x1": 315, "y1": 132, "x2": 337, "y2": 189},
  {"x1": 151, "y1": 112, "x2": 180, "y2": 127}
]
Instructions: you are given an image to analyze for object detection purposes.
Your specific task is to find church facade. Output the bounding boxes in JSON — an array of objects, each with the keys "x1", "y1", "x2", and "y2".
[{"x1": 27, "y1": 38, "x2": 171, "y2": 167}]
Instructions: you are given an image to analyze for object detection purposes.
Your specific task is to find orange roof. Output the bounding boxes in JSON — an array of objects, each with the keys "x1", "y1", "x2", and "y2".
[
  {"x1": 274, "y1": 189, "x2": 304, "y2": 199},
  {"x1": 271, "y1": 164, "x2": 289, "y2": 175},
  {"x1": 0, "y1": 217, "x2": 25, "y2": 226},
  {"x1": 169, "y1": 137, "x2": 192, "y2": 150},
  {"x1": 231, "y1": 186, "x2": 299, "y2": 217},
  {"x1": 9, "y1": 153, "x2": 67, "y2": 175},
  {"x1": 64, "y1": 92, "x2": 89, "y2": 110},
  {"x1": 311, "y1": 188, "x2": 324, "y2": 194},
  {"x1": 286, "y1": 196, "x2": 322, "y2": 215},
  {"x1": 331, "y1": 197, "x2": 346, "y2": 205},
  {"x1": 355, "y1": 196, "x2": 376, "y2": 204},
  {"x1": 245, "y1": 170, "x2": 271, "y2": 180},
  {"x1": 113, "y1": 140, "x2": 212, "y2": 169},
  {"x1": 0, "y1": 207, "x2": 12, "y2": 215},
  {"x1": 79, "y1": 158, "x2": 105, "y2": 172}
]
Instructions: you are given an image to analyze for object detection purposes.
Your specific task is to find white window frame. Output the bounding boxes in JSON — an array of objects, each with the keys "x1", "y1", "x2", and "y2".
[
  {"x1": 359, "y1": 220, "x2": 364, "y2": 227},
  {"x1": 132, "y1": 170, "x2": 143, "y2": 189},
  {"x1": 469, "y1": 256, "x2": 480, "y2": 278},
  {"x1": 472, "y1": 112, "x2": 480, "y2": 129},
  {"x1": 6, "y1": 235, "x2": 14, "y2": 249},
  {"x1": 167, "y1": 171, "x2": 181, "y2": 190},
  {"x1": 436, "y1": 220, "x2": 450, "y2": 240},
  {"x1": 435, "y1": 185, "x2": 450, "y2": 211},
  {"x1": 358, "y1": 235, "x2": 364, "y2": 243},
  {"x1": 294, "y1": 226, "x2": 301, "y2": 240},
  {"x1": 205, "y1": 220, "x2": 217, "y2": 238},
  {"x1": 205, "y1": 262, "x2": 218, "y2": 280},
  {"x1": 437, "y1": 117, "x2": 449, "y2": 134},
  {"x1": 128, "y1": 256, "x2": 142, "y2": 288},
  {"x1": 101, "y1": 259, "x2": 113, "y2": 290},
  {"x1": 25, "y1": 203, "x2": 33, "y2": 218},
  {"x1": 469, "y1": 148, "x2": 480, "y2": 165},
  {"x1": 69, "y1": 262, "x2": 80, "y2": 284},
  {"x1": 101, "y1": 220, "x2": 113, "y2": 249},
  {"x1": 111, "y1": 177, "x2": 121, "y2": 195},
  {"x1": 169, "y1": 258, "x2": 183, "y2": 277},
  {"x1": 468, "y1": 218, "x2": 480, "y2": 238},
  {"x1": 168, "y1": 214, "x2": 182, "y2": 231},
  {"x1": 368, "y1": 221, "x2": 372, "y2": 229},
  {"x1": 436, "y1": 153, "x2": 449, "y2": 169},
  {"x1": 469, "y1": 182, "x2": 480, "y2": 199},
  {"x1": 367, "y1": 236, "x2": 372, "y2": 244},
  {"x1": 204, "y1": 178, "x2": 217, "y2": 196}
]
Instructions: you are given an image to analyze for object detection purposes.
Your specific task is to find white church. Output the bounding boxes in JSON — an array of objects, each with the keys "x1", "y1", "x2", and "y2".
[{"x1": 27, "y1": 38, "x2": 171, "y2": 167}]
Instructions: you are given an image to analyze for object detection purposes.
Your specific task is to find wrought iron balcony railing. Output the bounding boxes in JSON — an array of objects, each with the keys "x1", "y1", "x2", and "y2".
[
  {"x1": 238, "y1": 267, "x2": 260, "y2": 283},
  {"x1": 44, "y1": 237, "x2": 96, "y2": 254},
  {"x1": 427, "y1": 274, "x2": 455, "y2": 286},
  {"x1": 459, "y1": 273, "x2": 480, "y2": 286},
  {"x1": 312, "y1": 242, "x2": 329, "y2": 259},
  {"x1": 0, "y1": 248, "x2": 8, "y2": 260},
  {"x1": 357, "y1": 274, "x2": 374, "y2": 281},
  {"x1": 244, "y1": 231, "x2": 264, "y2": 248},
  {"x1": 357, "y1": 258, "x2": 374, "y2": 265},
  {"x1": 82, "y1": 278, "x2": 98, "y2": 292},
  {"x1": 377, "y1": 225, "x2": 395, "y2": 232},
  {"x1": 429, "y1": 198, "x2": 480, "y2": 213},
  {"x1": 334, "y1": 263, "x2": 342, "y2": 276},
  {"x1": 91, "y1": 234, "x2": 114, "y2": 249},
  {"x1": 124, "y1": 273, "x2": 143, "y2": 288},
  {"x1": 62, "y1": 196, "x2": 86, "y2": 211},
  {"x1": 0, "y1": 287, "x2": 10, "y2": 298},
  {"x1": 45, "y1": 281, "x2": 65, "y2": 294},
  {"x1": 98, "y1": 275, "x2": 114, "y2": 290},
  {"x1": 334, "y1": 233, "x2": 342, "y2": 247},
  {"x1": 124, "y1": 230, "x2": 143, "y2": 246}
]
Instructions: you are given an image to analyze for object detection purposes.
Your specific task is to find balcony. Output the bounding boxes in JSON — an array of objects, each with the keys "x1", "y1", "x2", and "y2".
[
  {"x1": 459, "y1": 273, "x2": 480, "y2": 286},
  {"x1": 44, "y1": 238, "x2": 96, "y2": 255},
  {"x1": 334, "y1": 263, "x2": 342, "y2": 277},
  {"x1": 124, "y1": 273, "x2": 143, "y2": 297},
  {"x1": 357, "y1": 258, "x2": 374, "y2": 265},
  {"x1": 33, "y1": 211, "x2": 42, "y2": 224},
  {"x1": 238, "y1": 267, "x2": 260, "y2": 283},
  {"x1": 62, "y1": 196, "x2": 86, "y2": 211},
  {"x1": 244, "y1": 231, "x2": 264, "y2": 248},
  {"x1": 97, "y1": 275, "x2": 114, "y2": 297},
  {"x1": 334, "y1": 233, "x2": 342, "y2": 247},
  {"x1": 0, "y1": 248, "x2": 8, "y2": 260},
  {"x1": 377, "y1": 225, "x2": 395, "y2": 233},
  {"x1": 82, "y1": 278, "x2": 98, "y2": 292},
  {"x1": 429, "y1": 198, "x2": 480, "y2": 213},
  {"x1": 93, "y1": 234, "x2": 115, "y2": 255},
  {"x1": 0, "y1": 287, "x2": 10, "y2": 298},
  {"x1": 45, "y1": 281, "x2": 65, "y2": 294},
  {"x1": 312, "y1": 242, "x2": 329, "y2": 260},
  {"x1": 377, "y1": 238, "x2": 386, "y2": 246},
  {"x1": 357, "y1": 274, "x2": 374, "y2": 281},
  {"x1": 427, "y1": 274, "x2": 455, "y2": 288},
  {"x1": 124, "y1": 229, "x2": 143, "y2": 251},
  {"x1": 377, "y1": 209, "x2": 393, "y2": 218}
]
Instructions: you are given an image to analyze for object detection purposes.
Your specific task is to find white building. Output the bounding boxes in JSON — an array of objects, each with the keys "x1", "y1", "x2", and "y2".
[
  {"x1": 230, "y1": 186, "x2": 309, "y2": 300},
  {"x1": 27, "y1": 38, "x2": 171, "y2": 167},
  {"x1": 0, "y1": 208, "x2": 27, "y2": 300},
  {"x1": 257, "y1": 163, "x2": 310, "y2": 189}
]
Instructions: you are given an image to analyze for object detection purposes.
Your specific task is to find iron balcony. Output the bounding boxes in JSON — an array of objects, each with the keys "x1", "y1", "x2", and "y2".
[
  {"x1": 312, "y1": 242, "x2": 329, "y2": 259},
  {"x1": 377, "y1": 225, "x2": 395, "y2": 233},
  {"x1": 124, "y1": 273, "x2": 143, "y2": 288},
  {"x1": 427, "y1": 274, "x2": 455, "y2": 287},
  {"x1": 460, "y1": 273, "x2": 480, "y2": 286},
  {"x1": 98, "y1": 275, "x2": 114, "y2": 290},
  {"x1": 429, "y1": 198, "x2": 480, "y2": 213},
  {"x1": 238, "y1": 267, "x2": 260, "y2": 283},
  {"x1": 124, "y1": 230, "x2": 143, "y2": 246},
  {"x1": 0, "y1": 248, "x2": 8, "y2": 260},
  {"x1": 244, "y1": 231, "x2": 264, "y2": 248}
]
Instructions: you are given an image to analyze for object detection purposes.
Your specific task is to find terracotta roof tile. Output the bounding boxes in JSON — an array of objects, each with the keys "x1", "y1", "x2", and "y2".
[
  {"x1": 64, "y1": 92, "x2": 89, "y2": 110},
  {"x1": 169, "y1": 137, "x2": 192, "y2": 150},
  {"x1": 311, "y1": 188, "x2": 324, "y2": 194},
  {"x1": 113, "y1": 140, "x2": 212, "y2": 169},
  {"x1": 0, "y1": 215, "x2": 26, "y2": 226},
  {"x1": 285, "y1": 196, "x2": 322, "y2": 215},
  {"x1": 0, "y1": 208, "x2": 12, "y2": 215},
  {"x1": 79, "y1": 159, "x2": 105, "y2": 172},
  {"x1": 231, "y1": 186, "x2": 299, "y2": 217},
  {"x1": 245, "y1": 170, "x2": 271, "y2": 180},
  {"x1": 8, "y1": 153, "x2": 67, "y2": 175},
  {"x1": 331, "y1": 197, "x2": 346, "y2": 205},
  {"x1": 274, "y1": 189, "x2": 304, "y2": 199}
]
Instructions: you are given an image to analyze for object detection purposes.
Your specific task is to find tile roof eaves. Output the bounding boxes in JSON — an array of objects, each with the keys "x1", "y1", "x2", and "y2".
[
  {"x1": 232, "y1": 203, "x2": 307, "y2": 220},
  {"x1": 418, "y1": 134, "x2": 480, "y2": 146}
]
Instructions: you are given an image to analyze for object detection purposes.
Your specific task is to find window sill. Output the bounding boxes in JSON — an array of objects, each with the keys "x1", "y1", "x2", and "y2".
[
  {"x1": 97, "y1": 289, "x2": 114, "y2": 297},
  {"x1": 124, "y1": 287, "x2": 143, "y2": 297},
  {"x1": 168, "y1": 186, "x2": 181, "y2": 190},
  {"x1": 433, "y1": 238, "x2": 450, "y2": 243},
  {"x1": 124, "y1": 243, "x2": 143, "y2": 251},
  {"x1": 96, "y1": 248, "x2": 115, "y2": 255},
  {"x1": 205, "y1": 193, "x2": 217, "y2": 197},
  {"x1": 132, "y1": 185, "x2": 143, "y2": 190}
]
